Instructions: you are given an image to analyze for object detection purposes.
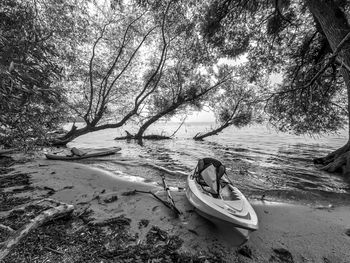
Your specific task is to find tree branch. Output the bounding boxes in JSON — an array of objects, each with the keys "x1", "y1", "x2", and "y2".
[{"x1": 85, "y1": 22, "x2": 111, "y2": 123}]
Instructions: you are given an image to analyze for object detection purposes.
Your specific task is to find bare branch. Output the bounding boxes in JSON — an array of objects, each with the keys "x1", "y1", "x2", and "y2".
[
  {"x1": 134, "y1": 1, "x2": 171, "y2": 108},
  {"x1": 267, "y1": 31, "x2": 350, "y2": 102},
  {"x1": 170, "y1": 116, "x2": 187, "y2": 137},
  {"x1": 85, "y1": 22, "x2": 111, "y2": 123},
  {"x1": 98, "y1": 12, "x2": 147, "y2": 104}
]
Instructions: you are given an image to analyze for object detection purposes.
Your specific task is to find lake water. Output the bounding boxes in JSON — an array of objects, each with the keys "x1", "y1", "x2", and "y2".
[{"x1": 67, "y1": 122, "x2": 350, "y2": 205}]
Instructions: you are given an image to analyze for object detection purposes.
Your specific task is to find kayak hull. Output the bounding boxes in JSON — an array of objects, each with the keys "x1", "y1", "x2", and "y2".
[
  {"x1": 186, "y1": 173, "x2": 258, "y2": 231},
  {"x1": 45, "y1": 147, "x2": 121, "y2": 160}
]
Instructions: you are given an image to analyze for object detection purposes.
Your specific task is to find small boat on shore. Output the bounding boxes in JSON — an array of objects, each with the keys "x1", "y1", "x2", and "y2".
[
  {"x1": 0, "y1": 148, "x2": 18, "y2": 156},
  {"x1": 45, "y1": 147, "x2": 121, "y2": 160},
  {"x1": 186, "y1": 171, "x2": 258, "y2": 231}
]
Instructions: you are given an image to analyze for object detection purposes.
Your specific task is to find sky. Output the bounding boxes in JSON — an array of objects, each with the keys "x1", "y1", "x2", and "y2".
[{"x1": 185, "y1": 110, "x2": 216, "y2": 122}]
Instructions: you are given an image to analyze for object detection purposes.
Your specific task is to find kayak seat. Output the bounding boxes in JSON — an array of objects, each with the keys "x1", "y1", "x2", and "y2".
[
  {"x1": 70, "y1": 147, "x2": 87, "y2": 157},
  {"x1": 195, "y1": 172, "x2": 220, "y2": 197}
]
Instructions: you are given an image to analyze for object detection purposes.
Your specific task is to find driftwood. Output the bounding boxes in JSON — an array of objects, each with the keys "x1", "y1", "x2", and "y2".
[
  {"x1": 0, "y1": 200, "x2": 39, "y2": 218},
  {"x1": 114, "y1": 130, "x2": 134, "y2": 140},
  {"x1": 0, "y1": 200, "x2": 74, "y2": 261},
  {"x1": 0, "y1": 198, "x2": 61, "y2": 218},
  {"x1": 114, "y1": 130, "x2": 171, "y2": 141},
  {"x1": 161, "y1": 174, "x2": 181, "y2": 216}
]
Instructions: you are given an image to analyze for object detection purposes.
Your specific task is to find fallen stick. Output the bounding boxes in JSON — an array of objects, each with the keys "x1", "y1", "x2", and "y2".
[
  {"x1": 0, "y1": 203, "x2": 74, "y2": 261},
  {"x1": 0, "y1": 198, "x2": 61, "y2": 218},
  {"x1": 161, "y1": 174, "x2": 181, "y2": 216}
]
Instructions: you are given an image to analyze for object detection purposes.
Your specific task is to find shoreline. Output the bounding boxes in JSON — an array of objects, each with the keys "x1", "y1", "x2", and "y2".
[{"x1": 1, "y1": 154, "x2": 350, "y2": 262}]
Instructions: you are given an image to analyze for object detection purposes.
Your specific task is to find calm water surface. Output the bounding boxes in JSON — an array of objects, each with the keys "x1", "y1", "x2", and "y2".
[{"x1": 67, "y1": 122, "x2": 350, "y2": 205}]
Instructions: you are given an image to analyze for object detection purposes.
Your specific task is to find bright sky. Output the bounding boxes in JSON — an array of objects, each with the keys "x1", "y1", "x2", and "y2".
[
  {"x1": 186, "y1": 110, "x2": 216, "y2": 122},
  {"x1": 170, "y1": 109, "x2": 215, "y2": 123}
]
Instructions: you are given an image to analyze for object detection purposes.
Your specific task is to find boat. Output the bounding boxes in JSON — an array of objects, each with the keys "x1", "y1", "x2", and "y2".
[
  {"x1": 45, "y1": 147, "x2": 121, "y2": 160},
  {"x1": 0, "y1": 148, "x2": 18, "y2": 156},
  {"x1": 186, "y1": 170, "x2": 258, "y2": 231}
]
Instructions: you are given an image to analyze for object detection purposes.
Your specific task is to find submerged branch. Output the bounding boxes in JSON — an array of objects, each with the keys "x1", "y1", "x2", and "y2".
[
  {"x1": 114, "y1": 131, "x2": 171, "y2": 141},
  {"x1": 170, "y1": 117, "x2": 187, "y2": 138}
]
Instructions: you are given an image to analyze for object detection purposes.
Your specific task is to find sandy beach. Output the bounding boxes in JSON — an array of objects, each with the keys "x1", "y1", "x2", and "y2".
[{"x1": 1, "y1": 153, "x2": 350, "y2": 262}]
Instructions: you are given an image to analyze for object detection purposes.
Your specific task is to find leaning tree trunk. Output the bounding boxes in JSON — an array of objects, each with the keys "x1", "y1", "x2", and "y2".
[
  {"x1": 306, "y1": 0, "x2": 350, "y2": 174},
  {"x1": 51, "y1": 110, "x2": 137, "y2": 146},
  {"x1": 51, "y1": 125, "x2": 92, "y2": 146},
  {"x1": 134, "y1": 103, "x2": 180, "y2": 144},
  {"x1": 193, "y1": 121, "x2": 230, "y2": 140}
]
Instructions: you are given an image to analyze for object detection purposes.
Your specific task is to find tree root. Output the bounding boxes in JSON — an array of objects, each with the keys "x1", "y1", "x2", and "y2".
[
  {"x1": 0, "y1": 199, "x2": 74, "y2": 261},
  {"x1": 313, "y1": 143, "x2": 350, "y2": 165},
  {"x1": 312, "y1": 142, "x2": 350, "y2": 175},
  {"x1": 320, "y1": 154, "x2": 347, "y2": 173},
  {"x1": 318, "y1": 149, "x2": 350, "y2": 175}
]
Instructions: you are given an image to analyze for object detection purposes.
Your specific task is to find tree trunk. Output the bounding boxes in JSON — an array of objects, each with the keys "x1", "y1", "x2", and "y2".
[
  {"x1": 51, "y1": 126, "x2": 92, "y2": 146},
  {"x1": 134, "y1": 103, "x2": 180, "y2": 143},
  {"x1": 193, "y1": 122, "x2": 230, "y2": 140},
  {"x1": 306, "y1": 0, "x2": 350, "y2": 174}
]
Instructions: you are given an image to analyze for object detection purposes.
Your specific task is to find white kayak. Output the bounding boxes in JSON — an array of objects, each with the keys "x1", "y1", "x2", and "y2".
[
  {"x1": 45, "y1": 147, "x2": 121, "y2": 160},
  {"x1": 186, "y1": 173, "x2": 258, "y2": 231}
]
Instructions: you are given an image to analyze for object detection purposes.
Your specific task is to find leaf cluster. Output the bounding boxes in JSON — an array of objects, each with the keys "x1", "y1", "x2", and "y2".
[
  {"x1": 0, "y1": 0, "x2": 67, "y2": 148},
  {"x1": 211, "y1": 73, "x2": 258, "y2": 128},
  {"x1": 199, "y1": 0, "x2": 350, "y2": 135},
  {"x1": 267, "y1": 81, "x2": 347, "y2": 135}
]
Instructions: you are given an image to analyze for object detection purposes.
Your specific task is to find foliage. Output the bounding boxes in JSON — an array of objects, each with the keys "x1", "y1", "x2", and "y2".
[
  {"x1": 267, "y1": 83, "x2": 347, "y2": 135},
  {"x1": 0, "y1": 0, "x2": 67, "y2": 147},
  {"x1": 211, "y1": 71, "x2": 258, "y2": 127},
  {"x1": 199, "y1": 0, "x2": 350, "y2": 136},
  {"x1": 130, "y1": 2, "x2": 224, "y2": 138},
  {"x1": 192, "y1": 65, "x2": 261, "y2": 140}
]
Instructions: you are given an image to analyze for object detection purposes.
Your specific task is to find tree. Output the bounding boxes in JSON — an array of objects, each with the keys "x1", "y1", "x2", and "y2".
[
  {"x1": 122, "y1": 8, "x2": 233, "y2": 143},
  {"x1": 116, "y1": 0, "x2": 261, "y2": 144},
  {"x1": 53, "y1": 1, "x2": 172, "y2": 145},
  {"x1": 56, "y1": 0, "x2": 233, "y2": 145},
  {"x1": 130, "y1": 65, "x2": 234, "y2": 143},
  {"x1": 0, "y1": 0, "x2": 67, "y2": 148},
  {"x1": 193, "y1": 71, "x2": 260, "y2": 140},
  {"x1": 304, "y1": 0, "x2": 350, "y2": 173},
  {"x1": 199, "y1": 0, "x2": 350, "y2": 174}
]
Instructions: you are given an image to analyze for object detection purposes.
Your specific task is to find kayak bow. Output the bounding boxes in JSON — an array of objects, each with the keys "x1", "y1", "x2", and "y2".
[{"x1": 186, "y1": 172, "x2": 258, "y2": 231}]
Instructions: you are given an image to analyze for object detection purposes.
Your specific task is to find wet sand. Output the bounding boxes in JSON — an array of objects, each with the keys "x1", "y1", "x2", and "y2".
[
  {"x1": 248, "y1": 201, "x2": 350, "y2": 262},
  {"x1": 2, "y1": 157, "x2": 350, "y2": 262}
]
